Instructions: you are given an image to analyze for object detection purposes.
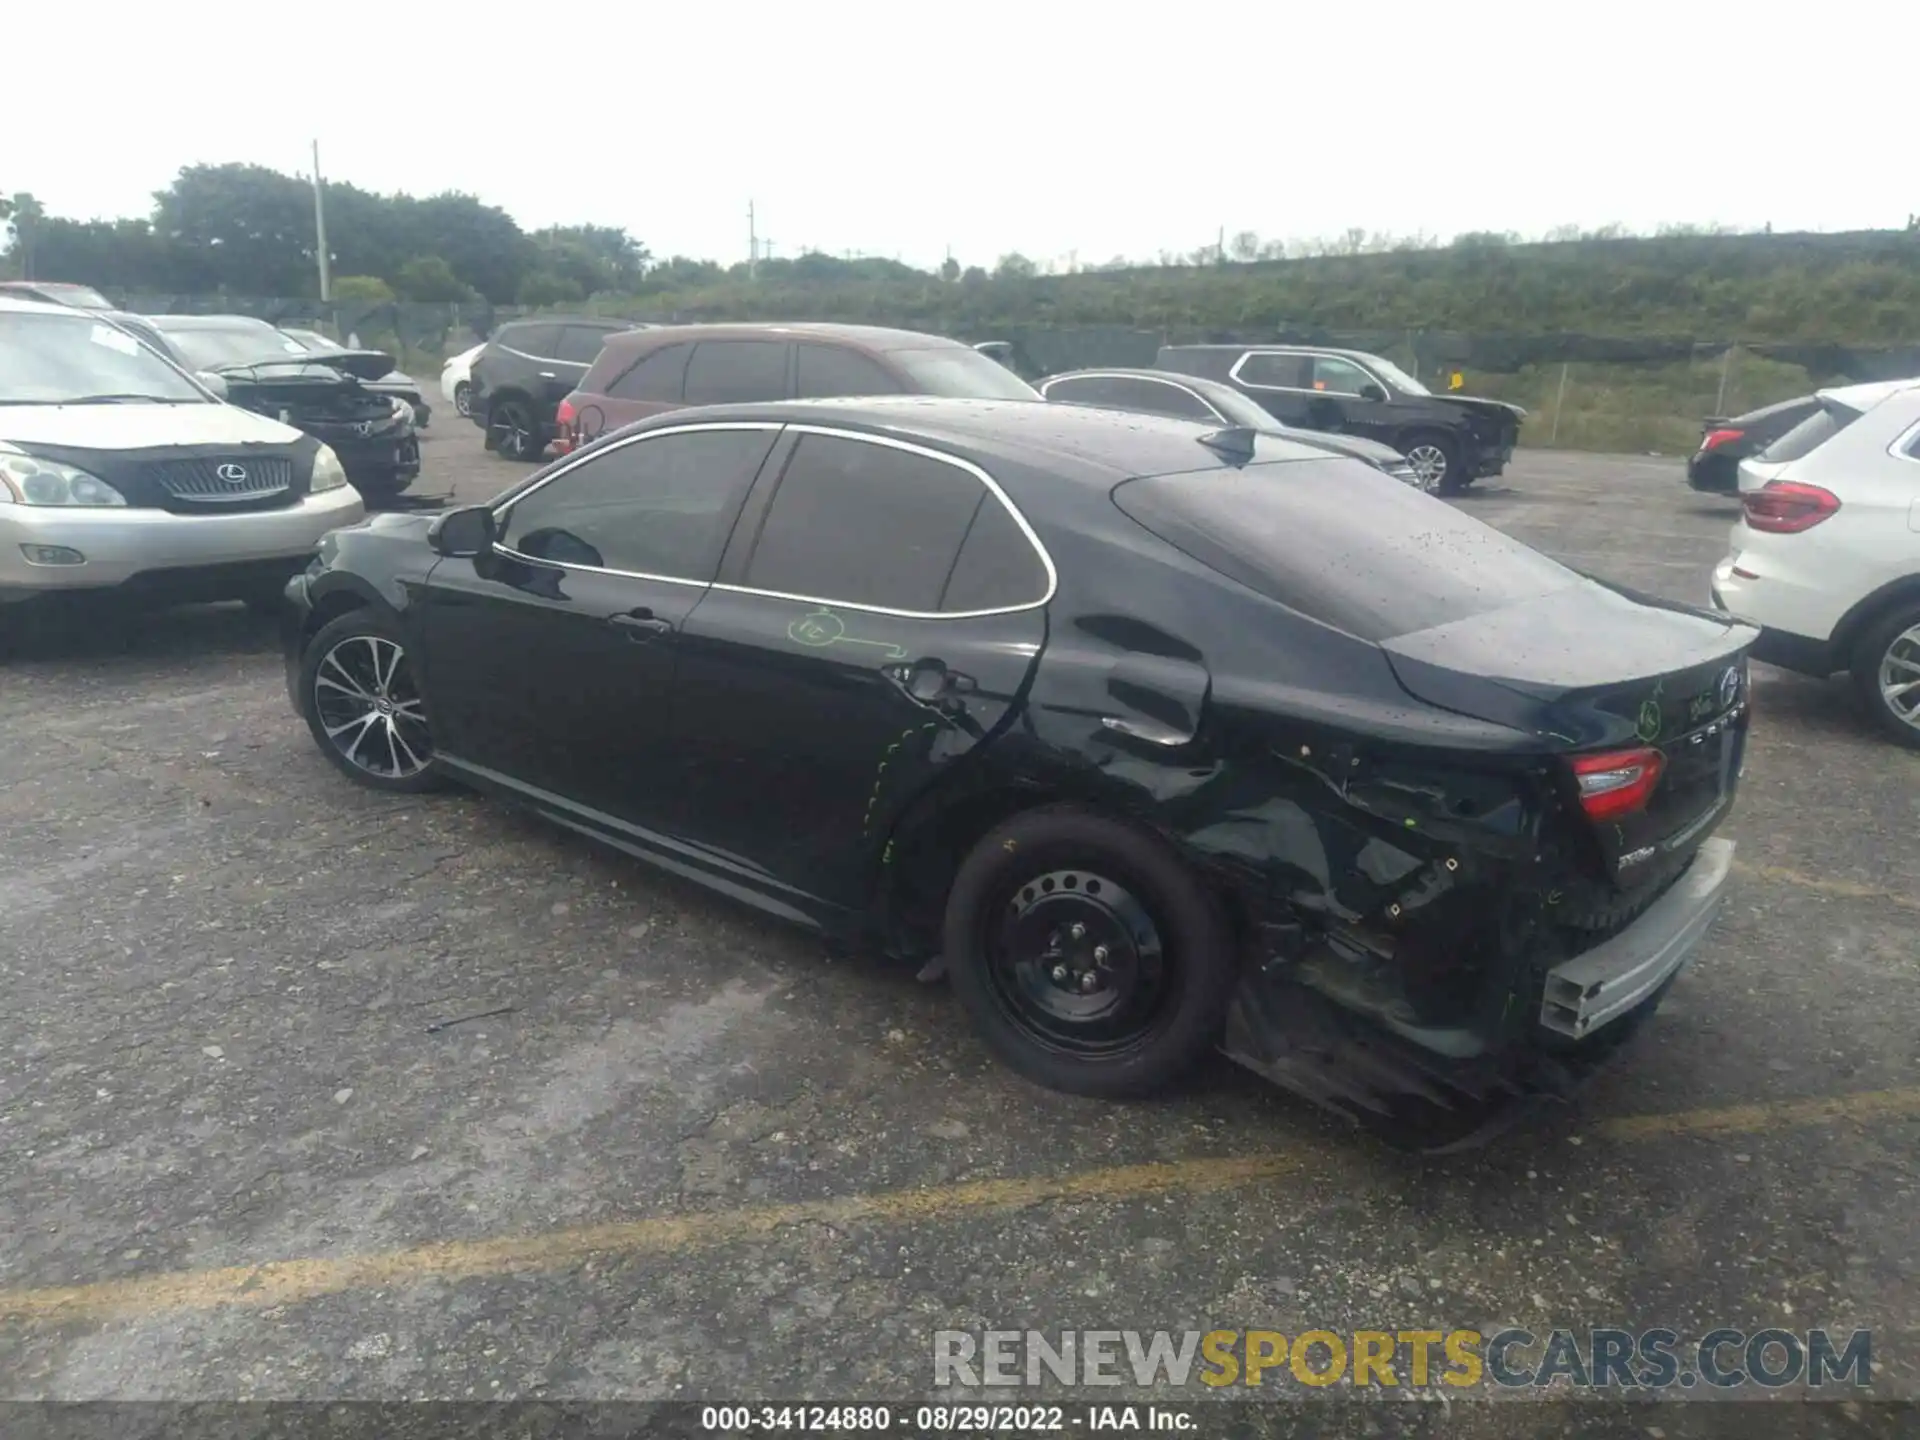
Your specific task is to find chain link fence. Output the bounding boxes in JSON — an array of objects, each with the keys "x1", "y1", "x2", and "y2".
[{"x1": 118, "y1": 295, "x2": 1920, "y2": 457}]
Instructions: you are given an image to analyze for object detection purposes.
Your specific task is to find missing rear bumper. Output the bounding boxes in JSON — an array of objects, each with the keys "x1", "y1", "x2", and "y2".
[{"x1": 1538, "y1": 837, "x2": 1733, "y2": 1039}]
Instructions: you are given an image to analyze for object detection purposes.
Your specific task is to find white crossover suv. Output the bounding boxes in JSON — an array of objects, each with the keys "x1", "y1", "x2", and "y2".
[
  {"x1": 1710, "y1": 377, "x2": 1920, "y2": 747},
  {"x1": 440, "y1": 341, "x2": 485, "y2": 418},
  {"x1": 0, "y1": 296, "x2": 365, "y2": 618}
]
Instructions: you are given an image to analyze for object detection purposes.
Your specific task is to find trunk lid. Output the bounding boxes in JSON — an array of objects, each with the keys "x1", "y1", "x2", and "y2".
[{"x1": 1382, "y1": 581, "x2": 1756, "y2": 882}]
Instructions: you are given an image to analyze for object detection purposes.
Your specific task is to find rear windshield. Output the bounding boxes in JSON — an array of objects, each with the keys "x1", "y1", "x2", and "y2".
[
  {"x1": 1112, "y1": 459, "x2": 1578, "y2": 642},
  {"x1": 890, "y1": 347, "x2": 1042, "y2": 400},
  {"x1": 1758, "y1": 400, "x2": 1858, "y2": 463}
]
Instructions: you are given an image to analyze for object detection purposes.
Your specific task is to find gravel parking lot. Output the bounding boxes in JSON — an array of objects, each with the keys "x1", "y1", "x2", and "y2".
[{"x1": 3, "y1": 427, "x2": 1917, "y2": 1419}]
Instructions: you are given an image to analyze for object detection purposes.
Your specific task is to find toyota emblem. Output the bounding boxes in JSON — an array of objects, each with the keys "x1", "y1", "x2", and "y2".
[
  {"x1": 1718, "y1": 665, "x2": 1741, "y2": 710},
  {"x1": 216, "y1": 463, "x2": 249, "y2": 485}
]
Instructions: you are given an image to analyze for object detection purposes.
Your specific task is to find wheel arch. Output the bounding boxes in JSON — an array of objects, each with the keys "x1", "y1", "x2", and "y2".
[
  {"x1": 1832, "y1": 574, "x2": 1920, "y2": 668},
  {"x1": 299, "y1": 574, "x2": 402, "y2": 649}
]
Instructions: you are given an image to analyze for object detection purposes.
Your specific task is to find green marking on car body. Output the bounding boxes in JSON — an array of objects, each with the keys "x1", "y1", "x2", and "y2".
[
  {"x1": 788, "y1": 607, "x2": 908, "y2": 660},
  {"x1": 862, "y1": 722, "x2": 940, "y2": 836}
]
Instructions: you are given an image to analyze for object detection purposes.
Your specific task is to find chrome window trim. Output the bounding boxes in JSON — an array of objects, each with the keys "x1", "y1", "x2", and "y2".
[
  {"x1": 1038, "y1": 372, "x2": 1228, "y2": 424},
  {"x1": 487, "y1": 419, "x2": 1059, "y2": 620},
  {"x1": 1228, "y1": 348, "x2": 1390, "y2": 399}
]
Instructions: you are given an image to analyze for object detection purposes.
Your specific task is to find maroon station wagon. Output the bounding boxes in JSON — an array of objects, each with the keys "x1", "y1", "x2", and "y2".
[{"x1": 553, "y1": 323, "x2": 1041, "y2": 452}]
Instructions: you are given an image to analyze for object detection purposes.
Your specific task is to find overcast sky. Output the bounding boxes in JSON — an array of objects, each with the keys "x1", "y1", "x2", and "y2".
[{"x1": 4, "y1": 1, "x2": 1899, "y2": 272}]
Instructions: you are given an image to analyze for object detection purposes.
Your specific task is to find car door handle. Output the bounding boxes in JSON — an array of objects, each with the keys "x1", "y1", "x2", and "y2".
[
  {"x1": 538, "y1": 371, "x2": 556, "y2": 379},
  {"x1": 608, "y1": 608, "x2": 672, "y2": 639}
]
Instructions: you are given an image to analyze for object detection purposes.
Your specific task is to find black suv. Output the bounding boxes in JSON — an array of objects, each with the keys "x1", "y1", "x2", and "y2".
[
  {"x1": 1155, "y1": 344, "x2": 1525, "y2": 494},
  {"x1": 468, "y1": 317, "x2": 649, "y2": 460}
]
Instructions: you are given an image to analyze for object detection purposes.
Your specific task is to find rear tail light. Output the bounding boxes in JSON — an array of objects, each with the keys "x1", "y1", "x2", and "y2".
[
  {"x1": 1741, "y1": 481, "x2": 1840, "y2": 534},
  {"x1": 1700, "y1": 427, "x2": 1745, "y2": 451},
  {"x1": 1569, "y1": 746, "x2": 1665, "y2": 822}
]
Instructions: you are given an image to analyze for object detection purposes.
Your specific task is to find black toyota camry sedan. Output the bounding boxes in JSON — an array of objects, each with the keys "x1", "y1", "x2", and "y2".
[{"x1": 284, "y1": 398, "x2": 1755, "y2": 1147}]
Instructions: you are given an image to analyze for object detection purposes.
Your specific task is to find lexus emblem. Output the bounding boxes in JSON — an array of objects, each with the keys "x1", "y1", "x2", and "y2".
[
  {"x1": 1718, "y1": 666, "x2": 1741, "y2": 710},
  {"x1": 215, "y1": 463, "x2": 249, "y2": 485}
]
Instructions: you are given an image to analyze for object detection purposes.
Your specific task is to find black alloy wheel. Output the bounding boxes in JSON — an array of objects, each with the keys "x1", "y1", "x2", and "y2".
[
  {"x1": 943, "y1": 805, "x2": 1237, "y2": 1098},
  {"x1": 491, "y1": 399, "x2": 544, "y2": 462},
  {"x1": 299, "y1": 610, "x2": 447, "y2": 793}
]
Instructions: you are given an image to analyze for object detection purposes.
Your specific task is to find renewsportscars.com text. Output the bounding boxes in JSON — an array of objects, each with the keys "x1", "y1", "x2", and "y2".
[{"x1": 932, "y1": 1327, "x2": 1872, "y2": 1391}]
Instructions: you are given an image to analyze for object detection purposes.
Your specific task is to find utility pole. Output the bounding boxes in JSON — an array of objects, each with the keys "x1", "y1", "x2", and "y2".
[
  {"x1": 1218, "y1": 225, "x2": 1226, "y2": 264},
  {"x1": 311, "y1": 139, "x2": 332, "y2": 304},
  {"x1": 748, "y1": 200, "x2": 757, "y2": 280}
]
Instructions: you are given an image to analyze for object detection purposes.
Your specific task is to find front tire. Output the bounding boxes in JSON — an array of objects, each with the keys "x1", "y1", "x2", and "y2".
[
  {"x1": 454, "y1": 381, "x2": 472, "y2": 418},
  {"x1": 942, "y1": 805, "x2": 1237, "y2": 1099},
  {"x1": 1850, "y1": 602, "x2": 1920, "y2": 750},
  {"x1": 298, "y1": 609, "x2": 449, "y2": 792},
  {"x1": 1403, "y1": 431, "x2": 1465, "y2": 495},
  {"x1": 490, "y1": 398, "x2": 545, "y2": 462}
]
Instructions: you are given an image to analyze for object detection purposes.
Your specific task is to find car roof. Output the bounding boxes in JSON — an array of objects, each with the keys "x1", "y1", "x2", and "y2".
[
  {"x1": 497, "y1": 314, "x2": 645, "y2": 330},
  {"x1": 1160, "y1": 342, "x2": 1385, "y2": 362},
  {"x1": 597, "y1": 321, "x2": 972, "y2": 355},
  {"x1": 624, "y1": 395, "x2": 1340, "y2": 485},
  {"x1": 1042, "y1": 366, "x2": 1244, "y2": 397},
  {"x1": 146, "y1": 313, "x2": 280, "y2": 330},
  {"x1": 1814, "y1": 377, "x2": 1920, "y2": 412}
]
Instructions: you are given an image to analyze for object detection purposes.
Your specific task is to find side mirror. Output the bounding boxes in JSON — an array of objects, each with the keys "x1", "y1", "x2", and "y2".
[
  {"x1": 428, "y1": 504, "x2": 497, "y2": 558},
  {"x1": 1357, "y1": 382, "x2": 1387, "y2": 403},
  {"x1": 197, "y1": 371, "x2": 230, "y2": 399}
]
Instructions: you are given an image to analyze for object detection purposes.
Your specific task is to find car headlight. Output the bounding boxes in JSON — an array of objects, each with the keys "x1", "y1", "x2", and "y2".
[
  {"x1": 0, "y1": 451, "x2": 127, "y2": 507},
  {"x1": 310, "y1": 444, "x2": 350, "y2": 493}
]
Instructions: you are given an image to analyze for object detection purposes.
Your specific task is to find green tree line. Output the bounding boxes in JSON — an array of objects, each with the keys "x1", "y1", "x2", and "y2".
[{"x1": 4, "y1": 165, "x2": 1919, "y2": 345}]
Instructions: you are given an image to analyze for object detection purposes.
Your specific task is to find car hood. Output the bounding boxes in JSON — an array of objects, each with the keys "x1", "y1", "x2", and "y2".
[
  {"x1": 0, "y1": 402, "x2": 302, "y2": 451},
  {"x1": 1426, "y1": 394, "x2": 1528, "y2": 422},
  {"x1": 213, "y1": 349, "x2": 395, "y2": 383}
]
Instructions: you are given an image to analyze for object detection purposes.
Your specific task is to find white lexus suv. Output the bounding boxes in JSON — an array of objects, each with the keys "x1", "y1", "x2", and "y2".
[
  {"x1": 1710, "y1": 377, "x2": 1920, "y2": 747},
  {"x1": 0, "y1": 295, "x2": 365, "y2": 624}
]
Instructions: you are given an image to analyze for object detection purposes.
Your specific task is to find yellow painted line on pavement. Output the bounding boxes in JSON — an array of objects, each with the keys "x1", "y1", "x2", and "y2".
[
  {"x1": 8, "y1": 1085, "x2": 1920, "y2": 1326},
  {"x1": 1732, "y1": 860, "x2": 1920, "y2": 915}
]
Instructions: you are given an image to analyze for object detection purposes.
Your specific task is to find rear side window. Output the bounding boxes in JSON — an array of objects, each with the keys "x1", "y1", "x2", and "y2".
[
  {"x1": 794, "y1": 344, "x2": 903, "y2": 398},
  {"x1": 684, "y1": 340, "x2": 790, "y2": 405},
  {"x1": 604, "y1": 342, "x2": 691, "y2": 401},
  {"x1": 1112, "y1": 460, "x2": 1576, "y2": 642},
  {"x1": 1236, "y1": 353, "x2": 1307, "y2": 388},
  {"x1": 1759, "y1": 401, "x2": 1858, "y2": 463},
  {"x1": 499, "y1": 324, "x2": 561, "y2": 358},
  {"x1": 555, "y1": 326, "x2": 613, "y2": 364},
  {"x1": 498, "y1": 427, "x2": 776, "y2": 581},
  {"x1": 940, "y1": 493, "x2": 1050, "y2": 612},
  {"x1": 742, "y1": 435, "x2": 991, "y2": 612}
]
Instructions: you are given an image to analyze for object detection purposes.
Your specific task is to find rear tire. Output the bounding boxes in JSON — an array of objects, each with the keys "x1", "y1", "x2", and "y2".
[
  {"x1": 1403, "y1": 430, "x2": 1465, "y2": 495},
  {"x1": 490, "y1": 398, "x2": 544, "y2": 462},
  {"x1": 942, "y1": 805, "x2": 1237, "y2": 1099},
  {"x1": 1849, "y1": 601, "x2": 1920, "y2": 750}
]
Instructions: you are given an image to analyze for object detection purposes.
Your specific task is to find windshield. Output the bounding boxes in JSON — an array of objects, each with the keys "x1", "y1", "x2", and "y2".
[
  {"x1": 890, "y1": 347, "x2": 1043, "y2": 401},
  {"x1": 1364, "y1": 354, "x2": 1430, "y2": 396},
  {"x1": 161, "y1": 324, "x2": 316, "y2": 371},
  {"x1": 0, "y1": 311, "x2": 209, "y2": 405},
  {"x1": 284, "y1": 329, "x2": 343, "y2": 352}
]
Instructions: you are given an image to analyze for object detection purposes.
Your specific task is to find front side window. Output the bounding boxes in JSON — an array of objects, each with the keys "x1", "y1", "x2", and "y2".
[
  {"x1": 499, "y1": 324, "x2": 562, "y2": 359},
  {"x1": 555, "y1": 326, "x2": 614, "y2": 364},
  {"x1": 498, "y1": 427, "x2": 777, "y2": 580},
  {"x1": 741, "y1": 434, "x2": 996, "y2": 612},
  {"x1": 683, "y1": 341, "x2": 790, "y2": 405},
  {"x1": 1235, "y1": 352, "x2": 1308, "y2": 389},
  {"x1": 794, "y1": 344, "x2": 903, "y2": 398},
  {"x1": 1306, "y1": 356, "x2": 1377, "y2": 396},
  {"x1": 887, "y1": 347, "x2": 1041, "y2": 400},
  {"x1": 0, "y1": 311, "x2": 209, "y2": 404}
]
